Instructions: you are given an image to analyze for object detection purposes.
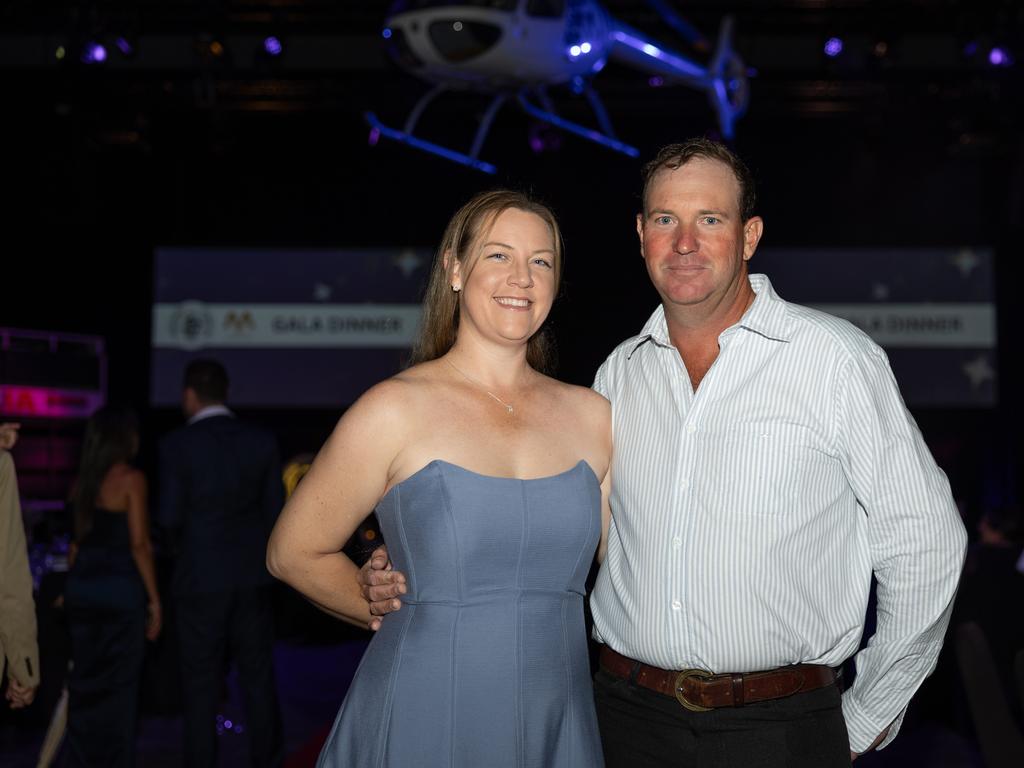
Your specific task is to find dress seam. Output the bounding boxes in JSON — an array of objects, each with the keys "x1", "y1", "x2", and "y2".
[
  {"x1": 561, "y1": 596, "x2": 575, "y2": 767},
  {"x1": 374, "y1": 605, "x2": 414, "y2": 767},
  {"x1": 374, "y1": 482, "x2": 415, "y2": 768},
  {"x1": 449, "y1": 606, "x2": 460, "y2": 768},
  {"x1": 514, "y1": 480, "x2": 529, "y2": 768}
]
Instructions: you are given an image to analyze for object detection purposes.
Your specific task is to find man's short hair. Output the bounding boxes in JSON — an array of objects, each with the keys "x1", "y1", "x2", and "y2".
[
  {"x1": 183, "y1": 359, "x2": 229, "y2": 404},
  {"x1": 641, "y1": 138, "x2": 757, "y2": 221}
]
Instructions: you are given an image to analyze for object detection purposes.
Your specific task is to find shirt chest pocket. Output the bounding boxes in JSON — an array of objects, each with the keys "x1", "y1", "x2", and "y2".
[{"x1": 698, "y1": 423, "x2": 834, "y2": 517}]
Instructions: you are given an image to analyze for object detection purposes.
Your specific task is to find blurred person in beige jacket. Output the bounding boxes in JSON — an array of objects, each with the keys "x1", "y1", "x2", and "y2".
[{"x1": 0, "y1": 422, "x2": 39, "y2": 709}]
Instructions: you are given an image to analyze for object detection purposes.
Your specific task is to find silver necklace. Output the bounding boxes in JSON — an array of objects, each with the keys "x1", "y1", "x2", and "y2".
[{"x1": 445, "y1": 358, "x2": 515, "y2": 415}]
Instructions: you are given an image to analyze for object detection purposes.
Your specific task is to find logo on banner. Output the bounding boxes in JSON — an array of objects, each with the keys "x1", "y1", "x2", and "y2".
[
  {"x1": 169, "y1": 301, "x2": 214, "y2": 350},
  {"x1": 224, "y1": 311, "x2": 256, "y2": 335}
]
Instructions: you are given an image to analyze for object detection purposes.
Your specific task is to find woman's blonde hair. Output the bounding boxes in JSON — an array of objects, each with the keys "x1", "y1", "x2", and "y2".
[{"x1": 410, "y1": 189, "x2": 563, "y2": 374}]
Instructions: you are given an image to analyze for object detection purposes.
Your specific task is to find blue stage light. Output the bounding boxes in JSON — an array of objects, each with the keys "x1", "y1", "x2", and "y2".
[
  {"x1": 824, "y1": 37, "x2": 843, "y2": 57},
  {"x1": 989, "y1": 47, "x2": 1011, "y2": 66},
  {"x1": 263, "y1": 36, "x2": 283, "y2": 56},
  {"x1": 81, "y1": 42, "x2": 107, "y2": 63}
]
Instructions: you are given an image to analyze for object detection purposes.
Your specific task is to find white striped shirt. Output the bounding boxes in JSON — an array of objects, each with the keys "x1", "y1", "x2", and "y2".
[{"x1": 591, "y1": 273, "x2": 967, "y2": 753}]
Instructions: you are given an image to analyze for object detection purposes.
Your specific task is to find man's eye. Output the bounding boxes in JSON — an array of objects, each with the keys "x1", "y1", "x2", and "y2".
[
  {"x1": 702, "y1": 216, "x2": 720, "y2": 225},
  {"x1": 655, "y1": 216, "x2": 672, "y2": 225}
]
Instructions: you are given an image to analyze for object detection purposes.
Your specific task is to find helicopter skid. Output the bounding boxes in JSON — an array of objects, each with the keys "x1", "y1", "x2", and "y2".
[{"x1": 364, "y1": 111, "x2": 498, "y2": 175}]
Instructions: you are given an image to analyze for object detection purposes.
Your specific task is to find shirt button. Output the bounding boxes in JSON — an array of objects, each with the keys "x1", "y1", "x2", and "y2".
[
  {"x1": 671, "y1": 599, "x2": 682, "y2": 611},
  {"x1": 686, "y1": 423, "x2": 697, "y2": 434},
  {"x1": 680, "y1": 479, "x2": 690, "y2": 491},
  {"x1": 672, "y1": 536, "x2": 682, "y2": 548}
]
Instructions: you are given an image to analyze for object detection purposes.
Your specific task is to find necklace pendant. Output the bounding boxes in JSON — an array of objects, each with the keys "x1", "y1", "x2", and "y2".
[{"x1": 505, "y1": 404, "x2": 514, "y2": 415}]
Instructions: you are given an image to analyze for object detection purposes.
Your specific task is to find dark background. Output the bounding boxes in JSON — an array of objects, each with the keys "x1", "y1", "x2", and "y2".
[
  {"x1": 2, "y1": 0, "x2": 1021, "y2": 515},
  {"x1": 1, "y1": 1, "x2": 1022, "y2": 763}
]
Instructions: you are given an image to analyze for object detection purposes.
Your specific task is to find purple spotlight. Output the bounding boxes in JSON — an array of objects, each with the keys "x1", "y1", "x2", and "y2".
[
  {"x1": 989, "y1": 47, "x2": 1008, "y2": 66},
  {"x1": 263, "y1": 36, "x2": 283, "y2": 56},
  {"x1": 382, "y1": 28, "x2": 393, "y2": 40},
  {"x1": 368, "y1": 126, "x2": 381, "y2": 146},
  {"x1": 824, "y1": 37, "x2": 843, "y2": 57},
  {"x1": 115, "y1": 37, "x2": 133, "y2": 56},
  {"x1": 81, "y1": 42, "x2": 107, "y2": 64}
]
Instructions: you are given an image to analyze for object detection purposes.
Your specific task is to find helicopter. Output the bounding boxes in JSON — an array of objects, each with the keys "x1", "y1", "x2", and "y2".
[{"x1": 365, "y1": 0, "x2": 750, "y2": 174}]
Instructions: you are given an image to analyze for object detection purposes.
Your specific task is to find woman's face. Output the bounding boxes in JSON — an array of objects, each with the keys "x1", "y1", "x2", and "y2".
[{"x1": 453, "y1": 208, "x2": 557, "y2": 350}]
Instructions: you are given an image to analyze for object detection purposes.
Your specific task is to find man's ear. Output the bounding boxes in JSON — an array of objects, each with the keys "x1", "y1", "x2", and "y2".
[
  {"x1": 636, "y1": 213, "x2": 645, "y2": 259},
  {"x1": 742, "y1": 216, "x2": 764, "y2": 261}
]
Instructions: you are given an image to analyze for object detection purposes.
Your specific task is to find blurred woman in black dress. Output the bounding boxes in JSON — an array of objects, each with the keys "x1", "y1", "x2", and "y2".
[{"x1": 64, "y1": 406, "x2": 161, "y2": 767}]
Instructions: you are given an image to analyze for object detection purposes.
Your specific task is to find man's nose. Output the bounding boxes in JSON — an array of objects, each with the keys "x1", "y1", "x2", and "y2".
[{"x1": 674, "y1": 225, "x2": 698, "y2": 254}]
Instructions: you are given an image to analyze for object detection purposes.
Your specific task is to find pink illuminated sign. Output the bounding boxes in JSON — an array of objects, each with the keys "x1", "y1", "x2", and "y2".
[{"x1": 0, "y1": 386, "x2": 104, "y2": 419}]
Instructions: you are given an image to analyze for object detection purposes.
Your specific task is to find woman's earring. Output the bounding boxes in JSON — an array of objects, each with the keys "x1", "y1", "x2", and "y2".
[{"x1": 451, "y1": 284, "x2": 461, "y2": 292}]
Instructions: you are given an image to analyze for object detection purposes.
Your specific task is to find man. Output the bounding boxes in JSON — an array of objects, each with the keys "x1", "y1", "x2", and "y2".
[
  {"x1": 159, "y1": 359, "x2": 285, "y2": 768},
  {"x1": 361, "y1": 139, "x2": 967, "y2": 765},
  {"x1": 0, "y1": 422, "x2": 39, "y2": 711}
]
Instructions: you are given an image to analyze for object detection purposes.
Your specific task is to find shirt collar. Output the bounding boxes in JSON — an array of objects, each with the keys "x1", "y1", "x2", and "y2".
[
  {"x1": 627, "y1": 272, "x2": 791, "y2": 358},
  {"x1": 188, "y1": 404, "x2": 234, "y2": 425}
]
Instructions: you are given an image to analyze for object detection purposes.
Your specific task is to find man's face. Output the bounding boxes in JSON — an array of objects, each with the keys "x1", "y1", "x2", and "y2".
[{"x1": 637, "y1": 157, "x2": 762, "y2": 313}]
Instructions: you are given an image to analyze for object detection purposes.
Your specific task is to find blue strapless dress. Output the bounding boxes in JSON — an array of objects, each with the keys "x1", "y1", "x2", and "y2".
[{"x1": 317, "y1": 460, "x2": 604, "y2": 768}]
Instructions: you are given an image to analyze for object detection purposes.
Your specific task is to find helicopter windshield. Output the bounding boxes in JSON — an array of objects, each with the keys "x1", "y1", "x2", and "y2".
[
  {"x1": 428, "y1": 19, "x2": 503, "y2": 62},
  {"x1": 391, "y1": 0, "x2": 516, "y2": 12}
]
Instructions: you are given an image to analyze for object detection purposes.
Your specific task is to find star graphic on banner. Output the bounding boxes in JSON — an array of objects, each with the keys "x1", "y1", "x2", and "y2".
[
  {"x1": 313, "y1": 282, "x2": 333, "y2": 301},
  {"x1": 394, "y1": 249, "x2": 423, "y2": 278},
  {"x1": 951, "y1": 248, "x2": 980, "y2": 278},
  {"x1": 870, "y1": 282, "x2": 890, "y2": 301},
  {"x1": 962, "y1": 354, "x2": 995, "y2": 390}
]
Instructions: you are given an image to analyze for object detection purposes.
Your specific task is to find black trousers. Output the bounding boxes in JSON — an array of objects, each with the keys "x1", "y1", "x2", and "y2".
[
  {"x1": 66, "y1": 605, "x2": 145, "y2": 767},
  {"x1": 594, "y1": 668, "x2": 851, "y2": 768},
  {"x1": 176, "y1": 586, "x2": 283, "y2": 768}
]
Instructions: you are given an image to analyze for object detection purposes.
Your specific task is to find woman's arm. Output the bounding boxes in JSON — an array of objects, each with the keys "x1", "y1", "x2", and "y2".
[
  {"x1": 597, "y1": 466, "x2": 612, "y2": 564},
  {"x1": 267, "y1": 381, "x2": 405, "y2": 629},
  {"x1": 125, "y1": 471, "x2": 162, "y2": 640}
]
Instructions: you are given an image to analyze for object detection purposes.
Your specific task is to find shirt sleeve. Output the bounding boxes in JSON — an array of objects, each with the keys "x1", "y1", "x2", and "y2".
[
  {"x1": 0, "y1": 452, "x2": 40, "y2": 689},
  {"x1": 835, "y1": 345, "x2": 967, "y2": 753},
  {"x1": 593, "y1": 357, "x2": 611, "y2": 398}
]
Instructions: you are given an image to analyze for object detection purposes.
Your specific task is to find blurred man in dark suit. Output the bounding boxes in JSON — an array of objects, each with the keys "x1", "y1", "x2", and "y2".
[{"x1": 159, "y1": 359, "x2": 284, "y2": 768}]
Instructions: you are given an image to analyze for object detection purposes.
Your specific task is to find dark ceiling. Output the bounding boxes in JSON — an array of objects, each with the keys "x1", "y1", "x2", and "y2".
[{"x1": 1, "y1": 1, "x2": 1021, "y2": 417}]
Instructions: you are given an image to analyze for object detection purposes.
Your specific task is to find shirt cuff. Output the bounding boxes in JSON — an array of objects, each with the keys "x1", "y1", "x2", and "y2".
[{"x1": 842, "y1": 690, "x2": 906, "y2": 753}]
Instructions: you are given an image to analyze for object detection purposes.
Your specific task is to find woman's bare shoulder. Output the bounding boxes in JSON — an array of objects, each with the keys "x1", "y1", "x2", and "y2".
[
  {"x1": 331, "y1": 361, "x2": 445, "y2": 439},
  {"x1": 543, "y1": 377, "x2": 610, "y2": 416},
  {"x1": 107, "y1": 463, "x2": 146, "y2": 490}
]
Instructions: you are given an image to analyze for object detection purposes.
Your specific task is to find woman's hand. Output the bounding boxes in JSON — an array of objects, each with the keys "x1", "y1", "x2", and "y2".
[{"x1": 146, "y1": 600, "x2": 163, "y2": 641}]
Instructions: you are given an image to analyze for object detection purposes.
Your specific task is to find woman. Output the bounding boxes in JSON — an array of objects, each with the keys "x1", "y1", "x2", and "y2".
[
  {"x1": 268, "y1": 190, "x2": 611, "y2": 767},
  {"x1": 64, "y1": 406, "x2": 161, "y2": 767}
]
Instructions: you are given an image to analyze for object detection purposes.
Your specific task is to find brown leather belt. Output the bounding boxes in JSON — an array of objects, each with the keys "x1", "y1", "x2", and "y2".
[{"x1": 599, "y1": 646, "x2": 838, "y2": 711}]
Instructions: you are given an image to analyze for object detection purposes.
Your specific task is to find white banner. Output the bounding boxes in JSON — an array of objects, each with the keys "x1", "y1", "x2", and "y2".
[
  {"x1": 810, "y1": 303, "x2": 995, "y2": 348},
  {"x1": 152, "y1": 302, "x2": 423, "y2": 350}
]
